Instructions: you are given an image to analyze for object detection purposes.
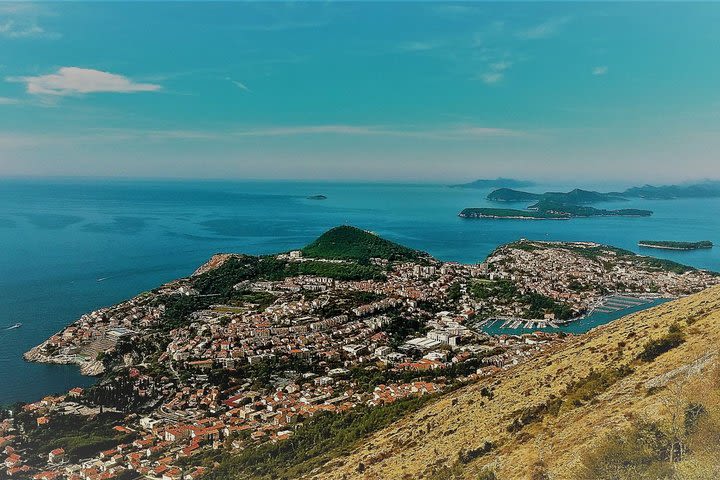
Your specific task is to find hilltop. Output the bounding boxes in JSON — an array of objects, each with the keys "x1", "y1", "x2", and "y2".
[
  {"x1": 301, "y1": 225, "x2": 423, "y2": 262},
  {"x1": 311, "y1": 285, "x2": 720, "y2": 480}
]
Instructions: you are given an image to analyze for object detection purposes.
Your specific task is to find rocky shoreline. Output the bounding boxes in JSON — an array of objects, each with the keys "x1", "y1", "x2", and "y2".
[{"x1": 24, "y1": 344, "x2": 105, "y2": 376}]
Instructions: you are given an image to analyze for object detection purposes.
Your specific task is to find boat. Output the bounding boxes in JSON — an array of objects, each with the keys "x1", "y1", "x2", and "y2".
[{"x1": 6, "y1": 323, "x2": 22, "y2": 330}]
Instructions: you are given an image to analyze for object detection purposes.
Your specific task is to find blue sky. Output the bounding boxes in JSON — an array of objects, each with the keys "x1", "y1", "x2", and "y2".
[{"x1": 1, "y1": 2, "x2": 719, "y2": 182}]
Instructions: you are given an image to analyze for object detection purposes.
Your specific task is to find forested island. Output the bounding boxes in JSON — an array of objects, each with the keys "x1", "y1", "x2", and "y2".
[
  {"x1": 487, "y1": 188, "x2": 625, "y2": 204},
  {"x1": 639, "y1": 240, "x2": 714, "y2": 250},
  {"x1": 486, "y1": 182, "x2": 720, "y2": 204},
  {"x1": 459, "y1": 208, "x2": 568, "y2": 219},
  {"x1": 623, "y1": 181, "x2": 720, "y2": 199},
  {"x1": 459, "y1": 203, "x2": 652, "y2": 220}
]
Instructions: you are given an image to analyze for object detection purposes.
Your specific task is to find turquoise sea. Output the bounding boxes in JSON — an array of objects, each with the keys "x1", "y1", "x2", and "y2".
[{"x1": 1, "y1": 178, "x2": 719, "y2": 405}]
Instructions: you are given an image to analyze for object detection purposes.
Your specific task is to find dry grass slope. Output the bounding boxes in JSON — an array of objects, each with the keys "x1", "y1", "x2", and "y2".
[{"x1": 311, "y1": 285, "x2": 720, "y2": 480}]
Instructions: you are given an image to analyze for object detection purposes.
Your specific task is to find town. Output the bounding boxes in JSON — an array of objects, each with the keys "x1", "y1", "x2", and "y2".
[{"x1": 4, "y1": 227, "x2": 718, "y2": 480}]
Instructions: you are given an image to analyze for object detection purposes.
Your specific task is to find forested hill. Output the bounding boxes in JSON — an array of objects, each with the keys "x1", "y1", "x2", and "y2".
[{"x1": 301, "y1": 225, "x2": 423, "y2": 262}]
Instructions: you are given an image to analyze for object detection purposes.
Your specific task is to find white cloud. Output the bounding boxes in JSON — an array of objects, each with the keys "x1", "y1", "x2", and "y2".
[
  {"x1": 0, "y1": 96, "x2": 19, "y2": 105},
  {"x1": 0, "y1": 20, "x2": 45, "y2": 38},
  {"x1": 480, "y1": 72, "x2": 504, "y2": 84},
  {"x1": 8, "y1": 67, "x2": 162, "y2": 96},
  {"x1": 398, "y1": 41, "x2": 443, "y2": 52},
  {"x1": 479, "y1": 60, "x2": 512, "y2": 85},
  {"x1": 226, "y1": 77, "x2": 250, "y2": 91},
  {"x1": 592, "y1": 66, "x2": 608, "y2": 76},
  {"x1": 490, "y1": 61, "x2": 512, "y2": 72},
  {"x1": 518, "y1": 17, "x2": 571, "y2": 40},
  {"x1": 0, "y1": 4, "x2": 58, "y2": 39}
]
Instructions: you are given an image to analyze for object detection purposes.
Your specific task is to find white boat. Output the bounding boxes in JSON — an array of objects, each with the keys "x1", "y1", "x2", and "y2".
[{"x1": 6, "y1": 323, "x2": 22, "y2": 330}]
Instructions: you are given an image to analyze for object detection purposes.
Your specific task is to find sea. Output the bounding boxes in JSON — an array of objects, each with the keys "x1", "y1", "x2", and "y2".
[{"x1": 1, "y1": 178, "x2": 719, "y2": 405}]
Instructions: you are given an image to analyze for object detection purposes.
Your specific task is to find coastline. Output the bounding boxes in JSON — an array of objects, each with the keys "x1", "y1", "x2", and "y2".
[
  {"x1": 458, "y1": 213, "x2": 569, "y2": 220},
  {"x1": 638, "y1": 243, "x2": 713, "y2": 251},
  {"x1": 23, "y1": 344, "x2": 105, "y2": 376}
]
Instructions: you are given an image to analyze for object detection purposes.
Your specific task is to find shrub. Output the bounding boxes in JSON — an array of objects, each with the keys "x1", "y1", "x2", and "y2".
[
  {"x1": 477, "y1": 468, "x2": 498, "y2": 480},
  {"x1": 638, "y1": 328, "x2": 685, "y2": 362}
]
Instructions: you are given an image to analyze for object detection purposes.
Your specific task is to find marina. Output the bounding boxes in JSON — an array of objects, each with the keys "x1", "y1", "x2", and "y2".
[{"x1": 479, "y1": 295, "x2": 670, "y2": 336}]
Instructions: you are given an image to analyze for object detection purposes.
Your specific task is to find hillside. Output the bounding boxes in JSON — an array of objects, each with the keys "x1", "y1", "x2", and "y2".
[
  {"x1": 310, "y1": 285, "x2": 720, "y2": 480},
  {"x1": 301, "y1": 225, "x2": 422, "y2": 261},
  {"x1": 486, "y1": 188, "x2": 542, "y2": 202}
]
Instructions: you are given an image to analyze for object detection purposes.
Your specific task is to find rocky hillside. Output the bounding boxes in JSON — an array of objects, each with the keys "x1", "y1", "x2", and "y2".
[{"x1": 313, "y1": 285, "x2": 720, "y2": 480}]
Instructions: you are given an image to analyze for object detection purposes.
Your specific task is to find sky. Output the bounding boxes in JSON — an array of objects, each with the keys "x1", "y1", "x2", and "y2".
[{"x1": 0, "y1": 1, "x2": 719, "y2": 183}]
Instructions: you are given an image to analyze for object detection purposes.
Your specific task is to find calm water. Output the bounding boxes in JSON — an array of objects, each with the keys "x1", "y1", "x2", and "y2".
[
  {"x1": 1, "y1": 178, "x2": 719, "y2": 405},
  {"x1": 480, "y1": 298, "x2": 670, "y2": 336}
]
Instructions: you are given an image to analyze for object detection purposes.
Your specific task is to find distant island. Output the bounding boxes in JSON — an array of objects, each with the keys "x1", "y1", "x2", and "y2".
[
  {"x1": 487, "y1": 188, "x2": 625, "y2": 204},
  {"x1": 528, "y1": 200, "x2": 652, "y2": 217},
  {"x1": 622, "y1": 181, "x2": 720, "y2": 199},
  {"x1": 638, "y1": 240, "x2": 714, "y2": 251},
  {"x1": 459, "y1": 207, "x2": 568, "y2": 220},
  {"x1": 451, "y1": 177, "x2": 535, "y2": 189},
  {"x1": 487, "y1": 181, "x2": 720, "y2": 204},
  {"x1": 486, "y1": 188, "x2": 542, "y2": 202},
  {"x1": 460, "y1": 203, "x2": 652, "y2": 220},
  {"x1": 307, "y1": 194, "x2": 327, "y2": 200}
]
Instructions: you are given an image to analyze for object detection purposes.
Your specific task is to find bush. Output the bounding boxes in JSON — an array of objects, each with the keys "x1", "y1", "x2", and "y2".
[
  {"x1": 477, "y1": 469, "x2": 498, "y2": 480},
  {"x1": 638, "y1": 327, "x2": 685, "y2": 362},
  {"x1": 576, "y1": 421, "x2": 675, "y2": 480}
]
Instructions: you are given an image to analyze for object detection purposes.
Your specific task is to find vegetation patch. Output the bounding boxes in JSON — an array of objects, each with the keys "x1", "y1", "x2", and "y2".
[
  {"x1": 637, "y1": 325, "x2": 686, "y2": 362},
  {"x1": 301, "y1": 225, "x2": 422, "y2": 262},
  {"x1": 203, "y1": 395, "x2": 436, "y2": 480}
]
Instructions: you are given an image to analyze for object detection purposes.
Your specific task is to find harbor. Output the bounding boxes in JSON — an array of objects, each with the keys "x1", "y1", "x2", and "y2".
[{"x1": 478, "y1": 295, "x2": 670, "y2": 336}]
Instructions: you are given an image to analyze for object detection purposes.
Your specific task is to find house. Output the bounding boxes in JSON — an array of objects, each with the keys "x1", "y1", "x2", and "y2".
[{"x1": 48, "y1": 447, "x2": 65, "y2": 464}]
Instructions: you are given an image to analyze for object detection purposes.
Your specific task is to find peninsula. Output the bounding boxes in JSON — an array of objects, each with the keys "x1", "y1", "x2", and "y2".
[
  {"x1": 639, "y1": 240, "x2": 714, "y2": 250},
  {"x1": 10, "y1": 227, "x2": 719, "y2": 480}
]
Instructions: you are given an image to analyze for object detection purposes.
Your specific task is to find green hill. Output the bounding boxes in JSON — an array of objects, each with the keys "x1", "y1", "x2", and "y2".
[
  {"x1": 301, "y1": 225, "x2": 422, "y2": 262},
  {"x1": 486, "y1": 188, "x2": 542, "y2": 202}
]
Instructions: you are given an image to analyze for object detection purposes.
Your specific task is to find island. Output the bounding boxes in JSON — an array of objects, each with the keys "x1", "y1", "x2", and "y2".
[
  {"x1": 622, "y1": 181, "x2": 720, "y2": 199},
  {"x1": 528, "y1": 200, "x2": 652, "y2": 217},
  {"x1": 487, "y1": 182, "x2": 720, "y2": 203},
  {"x1": 486, "y1": 188, "x2": 542, "y2": 202},
  {"x1": 639, "y1": 240, "x2": 714, "y2": 250},
  {"x1": 459, "y1": 202, "x2": 652, "y2": 220},
  {"x1": 459, "y1": 207, "x2": 568, "y2": 220},
  {"x1": 487, "y1": 188, "x2": 625, "y2": 204},
  {"x1": 473, "y1": 187, "x2": 653, "y2": 221},
  {"x1": 307, "y1": 194, "x2": 327, "y2": 200},
  {"x1": 450, "y1": 177, "x2": 535, "y2": 189}
]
